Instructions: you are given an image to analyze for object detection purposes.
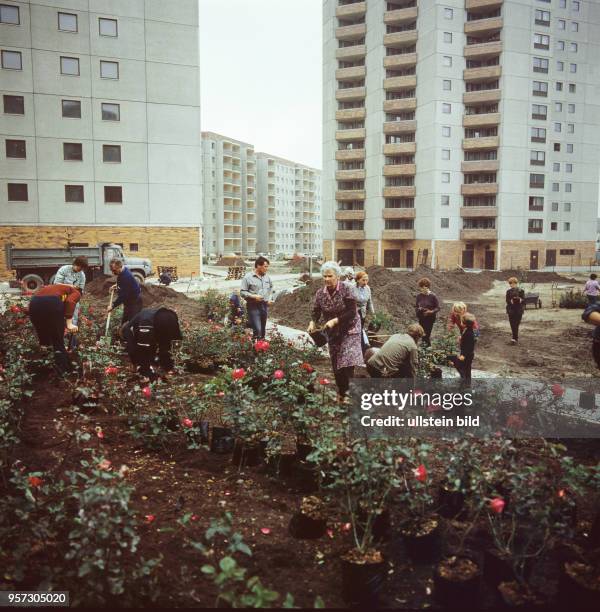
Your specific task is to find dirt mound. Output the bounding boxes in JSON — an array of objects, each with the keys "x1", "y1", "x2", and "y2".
[{"x1": 216, "y1": 256, "x2": 246, "y2": 267}]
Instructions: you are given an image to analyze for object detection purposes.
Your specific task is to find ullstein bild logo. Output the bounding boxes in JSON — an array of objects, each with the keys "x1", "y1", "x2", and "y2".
[{"x1": 348, "y1": 378, "x2": 600, "y2": 439}]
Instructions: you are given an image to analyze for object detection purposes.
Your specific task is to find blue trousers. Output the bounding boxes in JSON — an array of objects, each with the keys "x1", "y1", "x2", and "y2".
[{"x1": 247, "y1": 305, "x2": 268, "y2": 340}]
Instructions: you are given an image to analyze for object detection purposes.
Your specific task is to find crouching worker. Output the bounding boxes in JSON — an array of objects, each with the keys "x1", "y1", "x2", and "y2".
[
  {"x1": 121, "y1": 307, "x2": 182, "y2": 380},
  {"x1": 227, "y1": 292, "x2": 245, "y2": 328},
  {"x1": 365, "y1": 324, "x2": 424, "y2": 380},
  {"x1": 582, "y1": 302, "x2": 600, "y2": 369},
  {"x1": 448, "y1": 313, "x2": 477, "y2": 385},
  {"x1": 29, "y1": 284, "x2": 81, "y2": 374}
]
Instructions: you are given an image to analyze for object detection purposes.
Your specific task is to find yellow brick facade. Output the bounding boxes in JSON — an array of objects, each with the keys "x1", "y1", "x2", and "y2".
[
  {"x1": 500, "y1": 240, "x2": 596, "y2": 270},
  {"x1": 322, "y1": 239, "x2": 432, "y2": 267},
  {"x1": 0, "y1": 225, "x2": 202, "y2": 280}
]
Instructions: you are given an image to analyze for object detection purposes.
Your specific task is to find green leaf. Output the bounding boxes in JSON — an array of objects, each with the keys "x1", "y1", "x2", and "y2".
[{"x1": 201, "y1": 564, "x2": 215, "y2": 575}]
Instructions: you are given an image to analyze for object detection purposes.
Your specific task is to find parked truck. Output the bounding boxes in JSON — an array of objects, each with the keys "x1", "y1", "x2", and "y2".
[{"x1": 4, "y1": 243, "x2": 153, "y2": 291}]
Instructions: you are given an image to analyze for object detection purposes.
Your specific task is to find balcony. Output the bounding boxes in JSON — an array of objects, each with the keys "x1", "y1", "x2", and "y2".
[
  {"x1": 384, "y1": 30, "x2": 418, "y2": 46},
  {"x1": 384, "y1": 99, "x2": 416, "y2": 115},
  {"x1": 463, "y1": 112, "x2": 500, "y2": 128},
  {"x1": 460, "y1": 228, "x2": 497, "y2": 240},
  {"x1": 463, "y1": 65, "x2": 501, "y2": 81},
  {"x1": 383, "y1": 186, "x2": 416, "y2": 198},
  {"x1": 462, "y1": 136, "x2": 499, "y2": 150},
  {"x1": 336, "y1": 1, "x2": 366, "y2": 18},
  {"x1": 382, "y1": 229, "x2": 416, "y2": 240},
  {"x1": 336, "y1": 108, "x2": 365, "y2": 121},
  {"x1": 383, "y1": 208, "x2": 416, "y2": 219},
  {"x1": 336, "y1": 44, "x2": 366, "y2": 61},
  {"x1": 383, "y1": 75, "x2": 417, "y2": 90},
  {"x1": 461, "y1": 160, "x2": 499, "y2": 172},
  {"x1": 336, "y1": 230, "x2": 366, "y2": 240},
  {"x1": 335, "y1": 210, "x2": 366, "y2": 221},
  {"x1": 336, "y1": 65, "x2": 366, "y2": 80},
  {"x1": 383, "y1": 120, "x2": 416, "y2": 135},
  {"x1": 464, "y1": 41, "x2": 502, "y2": 59},
  {"x1": 336, "y1": 148, "x2": 365, "y2": 160},
  {"x1": 466, "y1": 0, "x2": 503, "y2": 8},
  {"x1": 384, "y1": 53, "x2": 417, "y2": 69},
  {"x1": 336, "y1": 127, "x2": 366, "y2": 141},
  {"x1": 336, "y1": 86, "x2": 366, "y2": 101},
  {"x1": 336, "y1": 169, "x2": 366, "y2": 180},
  {"x1": 383, "y1": 142, "x2": 416, "y2": 155},
  {"x1": 383, "y1": 163, "x2": 416, "y2": 176},
  {"x1": 336, "y1": 23, "x2": 367, "y2": 41},
  {"x1": 460, "y1": 206, "x2": 498, "y2": 218},
  {"x1": 461, "y1": 183, "x2": 498, "y2": 195},
  {"x1": 464, "y1": 17, "x2": 503, "y2": 36},
  {"x1": 384, "y1": 6, "x2": 418, "y2": 25},
  {"x1": 336, "y1": 189, "x2": 366, "y2": 200},
  {"x1": 463, "y1": 89, "x2": 501, "y2": 104}
]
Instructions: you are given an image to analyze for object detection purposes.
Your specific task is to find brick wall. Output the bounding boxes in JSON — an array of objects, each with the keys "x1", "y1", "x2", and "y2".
[
  {"x1": 0, "y1": 226, "x2": 202, "y2": 280},
  {"x1": 500, "y1": 240, "x2": 595, "y2": 269}
]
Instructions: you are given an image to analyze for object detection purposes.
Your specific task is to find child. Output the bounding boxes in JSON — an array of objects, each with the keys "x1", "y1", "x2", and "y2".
[
  {"x1": 505, "y1": 277, "x2": 525, "y2": 344},
  {"x1": 227, "y1": 292, "x2": 245, "y2": 328},
  {"x1": 448, "y1": 313, "x2": 476, "y2": 385},
  {"x1": 415, "y1": 277, "x2": 440, "y2": 347},
  {"x1": 447, "y1": 302, "x2": 480, "y2": 335}
]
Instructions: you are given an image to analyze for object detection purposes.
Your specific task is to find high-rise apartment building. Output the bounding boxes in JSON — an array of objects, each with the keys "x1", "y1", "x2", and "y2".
[
  {"x1": 201, "y1": 132, "x2": 256, "y2": 257},
  {"x1": 323, "y1": 0, "x2": 600, "y2": 270},
  {"x1": 256, "y1": 153, "x2": 322, "y2": 256},
  {"x1": 0, "y1": 0, "x2": 202, "y2": 278}
]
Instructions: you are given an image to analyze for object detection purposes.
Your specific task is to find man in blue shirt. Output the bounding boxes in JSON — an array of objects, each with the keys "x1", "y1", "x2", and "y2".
[
  {"x1": 107, "y1": 258, "x2": 142, "y2": 324},
  {"x1": 240, "y1": 256, "x2": 273, "y2": 340}
]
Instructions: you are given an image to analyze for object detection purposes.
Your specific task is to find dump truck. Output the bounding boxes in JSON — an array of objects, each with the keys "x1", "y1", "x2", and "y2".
[{"x1": 4, "y1": 242, "x2": 152, "y2": 290}]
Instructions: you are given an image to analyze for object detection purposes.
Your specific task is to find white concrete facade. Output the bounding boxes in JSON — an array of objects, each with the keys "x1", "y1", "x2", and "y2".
[
  {"x1": 323, "y1": 0, "x2": 600, "y2": 270},
  {"x1": 0, "y1": 0, "x2": 202, "y2": 229}
]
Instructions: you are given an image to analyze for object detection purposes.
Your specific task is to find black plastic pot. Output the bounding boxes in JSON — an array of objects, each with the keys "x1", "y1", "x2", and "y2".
[
  {"x1": 401, "y1": 516, "x2": 441, "y2": 562},
  {"x1": 340, "y1": 554, "x2": 386, "y2": 608},
  {"x1": 210, "y1": 426, "x2": 234, "y2": 454},
  {"x1": 288, "y1": 511, "x2": 327, "y2": 539},
  {"x1": 579, "y1": 391, "x2": 596, "y2": 410},
  {"x1": 483, "y1": 549, "x2": 533, "y2": 587},
  {"x1": 232, "y1": 439, "x2": 263, "y2": 468},
  {"x1": 438, "y1": 485, "x2": 465, "y2": 519},
  {"x1": 199, "y1": 420, "x2": 210, "y2": 445},
  {"x1": 296, "y1": 442, "x2": 314, "y2": 461},
  {"x1": 267, "y1": 453, "x2": 296, "y2": 479},
  {"x1": 294, "y1": 461, "x2": 320, "y2": 493},
  {"x1": 433, "y1": 556, "x2": 482, "y2": 609},
  {"x1": 558, "y1": 562, "x2": 600, "y2": 609}
]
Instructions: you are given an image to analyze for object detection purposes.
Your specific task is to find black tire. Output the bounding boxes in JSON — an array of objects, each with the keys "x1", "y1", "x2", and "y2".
[
  {"x1": 131, "y1": 271, "x2": 145, "y2": 285},
  {"x1": 21, "y1": 273, "x2": 44, "y2": 291}
]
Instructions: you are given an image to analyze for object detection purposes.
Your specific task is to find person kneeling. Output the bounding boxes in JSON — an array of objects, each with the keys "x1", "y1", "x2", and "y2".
[
  {"x1": 121, "y1": 307, "x2": 182, "y2": 380},
  {"x1": 366, "y1": 324, "x2": 424, "y2": 381}
]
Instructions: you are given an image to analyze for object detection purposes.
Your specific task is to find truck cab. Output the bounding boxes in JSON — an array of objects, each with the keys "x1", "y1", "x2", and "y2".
[{"x1": 102, "y1": 244, "x2": 152, "y2": 284}]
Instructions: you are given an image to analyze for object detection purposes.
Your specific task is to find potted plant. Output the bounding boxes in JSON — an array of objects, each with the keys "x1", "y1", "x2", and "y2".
[{"x1": 288, "y1": 496, "x2": 327, "y2": 540}]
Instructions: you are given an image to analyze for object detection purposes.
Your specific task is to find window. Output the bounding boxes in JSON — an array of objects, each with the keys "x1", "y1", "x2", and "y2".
[
  {"x1": 564, "y1": 202, "x2": 571, "y2": 211},
  {"x1": 552, "y1": 182, "x2": 560, "y2": 192},
  {"x1": 558, "y1": 19, "x2": 566, "y2": 29},
  {"x1": 532, "y1": 81, "x2": 548, "y2": 96},
  {"x1": 534, "y1": 33, "x2": 550, "y2": 49},
  {"x1": 553, "y1": 162, "x2": 560, "y2": 171},
  {"x1": 101, "y1": 102, "x2": 120, "y2": 121},
  {"x1": 555, "y1": 102, "x2": 563, "y2": 112},
  {"x1": 551, "y1": 222, "x2": 558, "y2": 231},
  {"x1": 100, "y1": 60, "x2": 119, "y2": 79},
  {"x1": 58, "y1": 12, "x2": 77, "y2": 32},
  {"x1": 571, "y1": 22, "x2": 578, "y2": 32},
  {"x1": 62, "y1": 99, "x2": 81, "y2": 118},
  {"x1": 99, "y1": 18, "x2": 117, "y2": 37},
  {"x1": 442, "y1": 172, "x2": 450, "y2": 183},
  {"x1": 530, "y1": 150, "x2": 545, "y2": 165},
  {"x1": 442, "y1": 126, "x2": 451, "y2": 137},
  {"x1": 65, "y1": 185, "x2": 84, "y2": 203},
  {"x1": 104, "y1": 186, "x2": 122, "y2": 203},
  {"x1": 564, "y1": 222, "x2": 571, "y2": 231},
  {"x1": 444, "y1": 8, "x2": 453, "y2": 19},
  {"x1": 570, "y1": 42, "x2": 578, "y2": 52},
  {"x1": 560, "y1": 249, "x2": 575, "y2": 255},
  {"x1": 102, "y1": 144, "x2": 121, "y2": 163},
  {"x1": 531, "y1": 127, "x2": 546, "y2": 142},
  {"x1": 554, "y1": 122, "x2": 562, "y2": 132},
  {"x1": 566, "y1": 143, "x2": 573, "y2": 153},
  {"x1": 443, "y1": 55, "x2": 452, "y2": 67},
  {"x1": 442, "y1": 103, "x2": 451, "y2": 114},
  {"x1": 565, "y1": 183, "x2": 572, "y2": 192},
  {"x1": 3, "y1": 94, "x2": 23, "y2": 114},
  {"x1": 535, "y1": 9, "x2": 550, "y2": 24},
  {"x1": 1, "y1": 49, "x2": 21, "y2": 70},
  {"x1": 569, "y1": 63, "x2": 577, "y2": 73},
  {"x1": 442, "y1": 79, "x2": 451, "y2": 91},
  {"x1": 442, "y1": 149, "x2": 450, "y2": 160},
  {"x1": 533, "y1": 57, "x2": 549, "y2": 72},
  {"x1": 443, "y1": 32, "x2": 452, "y2": 43},
  {"x1": 556, "y1": 81, "x2": 563, "y2": 91},
  {"x1": 567, "y1": 103, "x2": 575, "y2": 113},
  {"x1": 60, "y1": 56, "x2": 79, "y2": 75},
  {"x1": 557, "y1": 40, "x2": 565, "y2": 50},
  {"x1": 63, "y1": 142, "x2": 82, "y2": 161},
  {"x1": 568, "y1": 83, "x2": 576, "y2": 93},
  {"x1": 7, "y1": 183, "x2": 27, "y2": 201},
  {"x1": 531, "y1": 104, "x2": 547, "y2": 120},
  {"x1": 559, "y1": 0, "x2": 567, "y2": 7},
  {"x1": 441, "y1": 218, "x2": 449, "y2": 228},
  {"x1": 554, "y1": 143, "x2": 560, "y2": 151},
  {"x1": 129, "y1": 243, "x2": 139, "y2": 252},
  {"x1": 441, "y1": 195, "x2": 449, "y2": 206},
  {"x1": 0, "y1": 4, "x2": 19, "y2": 24},
  {"x1": 572, "y1": 1, "x2": 580, "y2": 11},
  {"x1": 567, "y1": 123, "x2": 574, "y2": 133},
  {"x1": 552, "y1": 202, "x2": 559, "y2": 211},
  {"x1": 557, "y1": 61, "x2": 564, "y2": 71},
  {"x1": 530, "y1": 173, "x2": 545, "y2": 188},
  {"x1": 5, "y1": 139, "x2": 25, "y2": 158},
  {"x1": 566, "y1": 164, "x2": 573, "y2": 173},
  {"x1": 529, "y1": 196, "x2": 544, "y2": 211},
  {"x1": 528, "y1": 219, "x2": 543, "y2": 233}
]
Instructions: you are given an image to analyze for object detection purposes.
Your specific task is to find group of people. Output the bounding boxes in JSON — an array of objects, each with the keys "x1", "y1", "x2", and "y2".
[{"x1": 27, "y1": 256, "x2": 181, "y2": 379}]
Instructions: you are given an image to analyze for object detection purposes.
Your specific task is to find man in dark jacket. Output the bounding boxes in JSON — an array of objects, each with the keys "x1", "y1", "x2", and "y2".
[
  {"x1": 505, "y1": 276, "x2": 525, "y2": 344},
  {"x1": 120, "y1": 307, "x2": 182, "y2": 379},
  {"x1": 107, "y1": 258, "x2": 142, "y2": 324}
]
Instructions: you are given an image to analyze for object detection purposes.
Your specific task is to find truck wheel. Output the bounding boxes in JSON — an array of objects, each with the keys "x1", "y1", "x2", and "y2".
[
  {"x1": 21, "y1": 274, "x2": 45, "y2": 291},
  {"x1": 131, "y1": 272, "x2": 145, "y2": 285}
]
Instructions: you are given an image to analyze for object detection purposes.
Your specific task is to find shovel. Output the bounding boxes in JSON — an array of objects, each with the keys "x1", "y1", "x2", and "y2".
[{"x1": 101, "y1": 285, "x2": 117, "y2": 346}]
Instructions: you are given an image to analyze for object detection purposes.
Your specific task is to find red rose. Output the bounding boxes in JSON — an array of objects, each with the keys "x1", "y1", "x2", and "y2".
[
  {"x1": 217, "y1": 391, "x2": 225, "y2": 397},
  {"x1": 413, "y1": 464, "x2": 427, "y2": 482},
  {"x1": 145, "y1": 514, "x2": 156, "y2": 524},
  {"x1": 254, "y1": 340, "x2": 270, "y2": 352},
  {"x1": 96, "y1": 429, "x2": 105, "y2": 440},
  {"x1": 318, "y1": 378, "x2": 330, "y2": 386},
  {"x1": 15, "y1": 318, "x2": 26, "y2": 325},
  {"x1": 273, "y1": 370, "x2": 285, "y2": 380},
  {"x1": 551, "y1": 384, "x2": 565, "y2": 398},
  {"x1": 182, "y1": 417, "x2": 193, "y2": 428},
  {"x1": 489, "y1": 497, "x2": 505, "y2": 514},
  {"x1": 300, "y1": 362, "x2": 314, "y2": 373},
  {"x1": 232, "y1": 368, "x2": 246, "y2": 380},
  {"x1": 104, "y1": 366, "x2": 118, "y2": 376},
  {"x1": 558, "y1": 489, "x2": 566, "y2": 498},
  {"x1": 142, "y1": 386, "x2": 152, "y2": 398},
  {"x1": 10, "y1": 305, "x2": 21, "y2": 313},
  {"x1": 28, "y1": 476, "x2": 43, "y2": 488}
]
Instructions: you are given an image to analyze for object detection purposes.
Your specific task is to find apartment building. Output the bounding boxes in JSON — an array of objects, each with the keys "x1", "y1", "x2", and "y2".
[
  {"x1": 256, "y1": 153, "x2": 322, "y2": 256},
  {"x1": 323, "y1": 0, "x2": 600, "y2": 270},
  {"x1": 0, "y1": 0, "x2": 202, "y2": 279},
  {"x1": 201, "y1": 132, "x2": 256, "y2": 257}
]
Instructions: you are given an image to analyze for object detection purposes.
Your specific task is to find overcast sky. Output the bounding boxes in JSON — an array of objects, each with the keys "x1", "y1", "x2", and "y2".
[{"x1": 198, "y1": 0, "x2": 323, "y2": 170}]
